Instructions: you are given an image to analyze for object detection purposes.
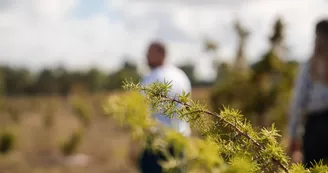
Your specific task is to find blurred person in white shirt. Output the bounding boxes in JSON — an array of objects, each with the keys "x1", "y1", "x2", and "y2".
[{"x1": 139, "y1": 41, "x2": 191, "y2": 173}]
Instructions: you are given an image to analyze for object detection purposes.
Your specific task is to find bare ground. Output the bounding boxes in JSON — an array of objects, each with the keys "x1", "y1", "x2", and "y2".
[{"x1": 0, "y1": 88, "x2": 211, "y2": 173}]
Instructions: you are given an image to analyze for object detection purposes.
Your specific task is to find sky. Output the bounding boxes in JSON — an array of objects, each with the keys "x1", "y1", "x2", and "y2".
[{"x1": 0, "y1": 0, "x2": 327, "y2": 79}]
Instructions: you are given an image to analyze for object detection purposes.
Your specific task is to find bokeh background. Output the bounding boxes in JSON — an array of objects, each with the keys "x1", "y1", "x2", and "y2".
[{"x1": 0, "y1": 0, "x2": 327, "y2": 172}]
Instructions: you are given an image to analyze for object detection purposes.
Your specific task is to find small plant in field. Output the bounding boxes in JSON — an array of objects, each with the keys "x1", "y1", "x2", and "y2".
[
  {"x1": 43, "y1": 99, "x2": 58, "y2": 129},
  {"x1": 60, "y1": 130, "x2": 83, "y2": 156},
  {"x1": 102, "y1": 79, "x2": 328, "y2": 173},
  {"x1": 43, "y1": 113, "x2": 54, "y2": 129},
  {"x1": 0, "y1": 130, "x2": 15, "y2": 154},
  {"x1": 6, "y1": 104, "x2": 21, "y2": 124},
  {"x1": 70, "y1": 95, "x2": 91, "y2": 127}
]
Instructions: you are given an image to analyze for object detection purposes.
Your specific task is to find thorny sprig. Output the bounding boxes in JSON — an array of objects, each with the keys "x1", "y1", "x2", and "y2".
[{"x1": 103, "y1": 79, "x2": 328, "y2": 173}]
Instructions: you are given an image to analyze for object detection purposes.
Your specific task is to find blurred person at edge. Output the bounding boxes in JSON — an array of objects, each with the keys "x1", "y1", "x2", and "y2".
[
  {"x1": 138, "y1": 41, "x2": 192, "y2": 173},
  {"x1": 288, "y1": 19, "x2": 328, "y2": 168}
]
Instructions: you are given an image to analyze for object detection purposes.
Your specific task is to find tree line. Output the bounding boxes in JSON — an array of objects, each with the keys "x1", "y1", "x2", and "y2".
[
  {"x1": 0, "y1": 61, "x2": 213, "y2": 96},
  {"x1": 0, "y1": 61, "x2": 137, "y2": 96}
]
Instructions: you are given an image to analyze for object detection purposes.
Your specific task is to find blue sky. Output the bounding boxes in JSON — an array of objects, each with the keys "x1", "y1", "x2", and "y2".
[
  {"x1": 0, "y1": 0, "x2": 327, "y2": 80},
  {"x1": 73, "y1": 0, "x2": 108, "y2": 18}
]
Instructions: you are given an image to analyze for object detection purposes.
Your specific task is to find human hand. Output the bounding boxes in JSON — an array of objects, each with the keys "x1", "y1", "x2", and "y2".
[{"x1": 288, "y1": 139, "x2": 302, "y2": 163}]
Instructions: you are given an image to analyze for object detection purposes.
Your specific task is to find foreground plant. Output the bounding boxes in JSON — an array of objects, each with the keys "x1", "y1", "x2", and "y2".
[
  {"x1": 60, "y1": 130, "x2": 83, "y2": 156},
  {"x1": 103, "y1": 79, "x2": 328, "y2": 173},
  {"x1": 0, "y1": 129, "x2": 15, "y2": 155}
]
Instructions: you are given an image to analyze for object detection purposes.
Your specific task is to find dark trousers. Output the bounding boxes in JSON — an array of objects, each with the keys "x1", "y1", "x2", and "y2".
[
  {"x1": 303, "y1": 109, "x2": 328, "y2": 168},
  {"x1": 139, "y1": 143, "x2": 182, "y2": 173}
]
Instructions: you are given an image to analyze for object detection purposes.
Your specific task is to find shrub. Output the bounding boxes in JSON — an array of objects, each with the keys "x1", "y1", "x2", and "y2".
[
  {"x1": 60, "y1": 130, "x2": 83, "y2": 156},
  {"x1": 0, "y1": 130, "x2": 15, "y2": 154},
  {"x1": 43, "y1": 99, "x2": 58, "y2": 129},
  {"x1": 70, "y1": 95, "x2": 91, "y2": 127},
  {"x1": 211, "y1": 57, "x2": 298, "y2": 132},
  {"x1": 102, "y1": 79, "x2": 328, "y2": 173},
  {"x1": 6, "y1": 104, "x2": 21, "y2": 124}
]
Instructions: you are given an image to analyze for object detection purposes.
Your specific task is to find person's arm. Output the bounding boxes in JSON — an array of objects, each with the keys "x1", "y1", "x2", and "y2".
[
  {"x1": 289, "y1": 63, "x2": 310, "y2": 140},
  {"x1": 288, "y1": 63, "x2": 311, "y2": 157}
]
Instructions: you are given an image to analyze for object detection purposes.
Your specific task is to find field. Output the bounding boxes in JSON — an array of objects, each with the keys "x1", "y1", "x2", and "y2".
[{"x1": 0, "y1": 87, "x2": 211, "y2": 173}]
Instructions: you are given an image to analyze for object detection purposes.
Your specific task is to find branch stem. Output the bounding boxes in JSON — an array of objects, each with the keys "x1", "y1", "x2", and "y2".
[{"x1": 145, "y1": 89, "x2": 289, "y2": 173}]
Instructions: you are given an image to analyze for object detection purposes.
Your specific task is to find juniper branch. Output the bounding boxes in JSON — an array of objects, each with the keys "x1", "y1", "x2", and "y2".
[
  {"x1": 141, "y1": 86, "x2": 289, "y2": 173},
  {"x1": 107, "y1": 80, "x2": 328, "y2": 172}
]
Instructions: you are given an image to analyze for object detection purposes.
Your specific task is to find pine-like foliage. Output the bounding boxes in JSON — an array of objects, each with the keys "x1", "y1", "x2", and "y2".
[
  {"x1": 211, "y1": 18, "x2": 296, "y2": 132},
  {"x1": 102, "y1": 79, "x2": 328, "y2": 173},
  {"x1": 211, "y1": 59, "x2": 297, "y2": 131},
  {"x1": 70, "y1": 95, "x2": 92, "y2": 127},
  {"x1": 60, "y1": 130, "x2": 83, "y2": 156},
  {"x1": 0, "y1": 130, "x2": 15, "y2": 155}
]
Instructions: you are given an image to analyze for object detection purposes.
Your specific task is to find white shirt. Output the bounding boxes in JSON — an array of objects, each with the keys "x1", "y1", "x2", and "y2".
[
  {"x1": 142, "y1": 64, "x2": 192, "y2": 136},
  {"x1": 289, "y1": 61, "x2": 328, "y2": 138}
]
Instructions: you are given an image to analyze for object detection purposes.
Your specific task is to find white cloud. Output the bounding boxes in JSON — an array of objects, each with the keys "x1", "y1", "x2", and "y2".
[
  {"x1": 238, "y1": 0, "x2": 328, "y2": 61},
  {"x1": 32, "y1": 0, "x2": 77, "y2": 20},
  {"x1": 0, "y1": 0, "x2": 129, "y2": 72},
  {"x1": 0, "y1": 0, "x2": 327, "y2": 80}
]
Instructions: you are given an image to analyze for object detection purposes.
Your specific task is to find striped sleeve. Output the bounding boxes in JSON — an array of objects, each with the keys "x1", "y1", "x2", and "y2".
[{"x1": 288, "y1": 62, "x2": 311, "y2": 139}]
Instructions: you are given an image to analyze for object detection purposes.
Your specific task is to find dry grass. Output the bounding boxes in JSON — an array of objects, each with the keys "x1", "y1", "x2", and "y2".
[
  {"x1": 0, "y1": 87, "x2": 211, "y2": 173},
  {"x1": 191, "y1": 86, "x2": 212, "y2": 108}
]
